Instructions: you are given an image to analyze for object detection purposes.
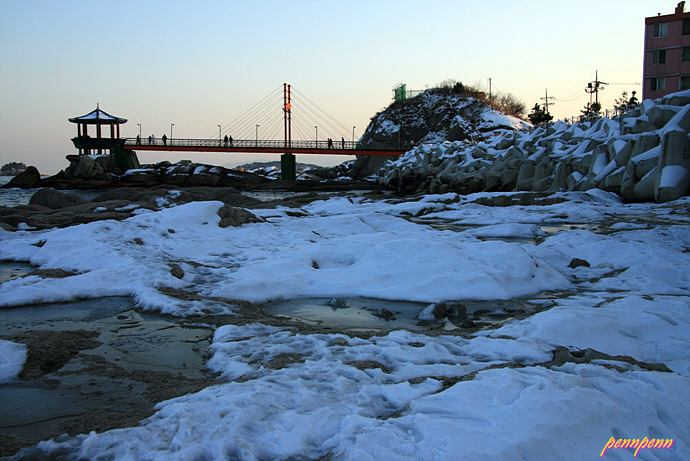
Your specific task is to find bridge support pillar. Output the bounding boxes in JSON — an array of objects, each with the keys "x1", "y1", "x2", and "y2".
[
  {"x1": 111, "y1": 144, "x2": 140, "y2": 173},
  {"x1": 281, "y1": 153, "x2": 296, "y2": 180}
]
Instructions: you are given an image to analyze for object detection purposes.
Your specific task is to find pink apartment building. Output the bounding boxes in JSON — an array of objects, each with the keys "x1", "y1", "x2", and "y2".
[{"x1": 643, "y1": 1, "x2": 690, "y2": 99}]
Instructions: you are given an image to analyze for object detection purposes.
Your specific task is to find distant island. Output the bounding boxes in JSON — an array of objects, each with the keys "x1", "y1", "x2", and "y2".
[{"x1": 1, "y1": 162, "x2": 27, "y2": 176}]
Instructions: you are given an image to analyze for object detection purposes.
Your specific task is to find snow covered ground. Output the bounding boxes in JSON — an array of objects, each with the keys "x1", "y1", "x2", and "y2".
[
  {"x1": 0, "y1": 339, "x2": 26, "y2": 383},
  {"x1": 1, "y1": 190, "x2": 689, "y2": 459}
]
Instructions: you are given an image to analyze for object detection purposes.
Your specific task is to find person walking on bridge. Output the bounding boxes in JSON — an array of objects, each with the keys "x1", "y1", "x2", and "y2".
[
  {"x1": 341, "y1": 137, "x2": 345, "y2": 149},
  {"x1": 328, "y1": 138, "x2": 333, "y2": 149},
  {"x1": 162, "y1": 134, "x2": 167, "y2": 146}
]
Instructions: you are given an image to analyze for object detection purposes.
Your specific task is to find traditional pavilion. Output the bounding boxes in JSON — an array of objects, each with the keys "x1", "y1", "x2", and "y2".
[{"x1": 69, "y1": 105, "x2": 127, "y2": 155}]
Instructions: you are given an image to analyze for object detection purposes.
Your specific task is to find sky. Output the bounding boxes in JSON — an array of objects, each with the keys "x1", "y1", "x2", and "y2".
[{"x1": 0, "y1": 0, "x2": 666, "y2": 175}]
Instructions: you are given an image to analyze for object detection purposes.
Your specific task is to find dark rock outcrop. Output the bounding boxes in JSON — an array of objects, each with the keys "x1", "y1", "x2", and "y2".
[
  {"x1": 217, "y1": 204, "x2": 264, "y2": 228},
  {"x1": 0, "y1": 186, "x2": 268, "y2": 231},
  {"x1": 29, "y1": 188, "x2": 88, "y2": 209},
  {"x1": 2, "y1": 166, "x2": 41, "y2": 189}
]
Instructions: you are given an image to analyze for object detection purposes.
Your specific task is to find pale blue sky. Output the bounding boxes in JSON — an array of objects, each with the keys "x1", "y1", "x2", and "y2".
[{"x1": 0, "y1": 0, "x2": 664, "y2": 174}]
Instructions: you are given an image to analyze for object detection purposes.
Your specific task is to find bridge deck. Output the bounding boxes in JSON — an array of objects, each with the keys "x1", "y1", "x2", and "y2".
[{"x1": 121, "y1": 138, "x2": 408, "y2": 157}]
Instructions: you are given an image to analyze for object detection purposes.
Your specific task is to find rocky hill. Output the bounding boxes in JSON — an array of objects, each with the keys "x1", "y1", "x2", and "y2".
[
  {"x1": 352, "y1": 88, "x2": 529, "y2": 178},
  {"x1": 376, "y1": 90, "x2": 690, "y2": 203}
]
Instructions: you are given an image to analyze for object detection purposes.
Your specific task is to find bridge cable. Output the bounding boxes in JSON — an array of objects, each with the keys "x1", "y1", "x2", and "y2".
[
  {"x1": 208, "y1": 85, "x2": 283, "y2": 139},
  {"x1": 291, "y1": 100, "x2": 343, "y2": 142},
  {"x1": 218, "y1": 85, "x2": 282, "y2": 137},
  {"x1": 292, "y1": 86, "x2": 351, "y2": 133},
  {"x1": 223, "y1": 88, "x2": 283, "y2": 140},
  {"x1": 212, "y1": 84, "x2": 355, "y2": 144}
]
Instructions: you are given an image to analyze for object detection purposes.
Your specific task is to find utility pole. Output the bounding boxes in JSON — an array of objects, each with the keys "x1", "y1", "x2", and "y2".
[
  {"x1": 488, "y1": 78, "x2": 492, "y2": 100},
  {"x1": 541, "y1": 89, "x2": 555, "y2": 115},
  {"x1": 585, "y1": 70, "x2": 608, "y2": 106}
]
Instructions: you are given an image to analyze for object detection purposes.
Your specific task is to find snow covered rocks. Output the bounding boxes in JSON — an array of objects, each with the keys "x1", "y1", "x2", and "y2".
[
  {"x1": 379, "y1": 90, "x2": 690, "y2": 202},
  {"x1": 352, "y1": 88, "x2": 529, "y2": 179}
]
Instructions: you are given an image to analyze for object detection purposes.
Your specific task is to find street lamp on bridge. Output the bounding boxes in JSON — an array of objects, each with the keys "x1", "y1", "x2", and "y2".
[
  {"x1": 171, "y1": 123, "x2": 174, "y2": 145},
  {"x1": 137, "y1": 123, "x2": 141, "y2": 139},
  {"x1": 352, "y1": 126, "x2": 356, "y2": 144},
  {"x1": 255, "y1": 124, "x2": 260, "y2": 147},
  {"x1": 315, "y1": 126, "x2": 318, "y2": 147},
  {"x1": 218, "y1": 125, "x2": 221, "y2": 144}
]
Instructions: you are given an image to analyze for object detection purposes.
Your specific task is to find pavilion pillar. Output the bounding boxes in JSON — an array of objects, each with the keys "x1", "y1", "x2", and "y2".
[
  {"x1": 83, "y1": 124, "x2": 89, "y2": 155},
  {"x1": 77, "y1": 124, "x2": 82, "y2": 155},
  {"x1": 96, "y1": 124, "x2": 102, "y2": 154}
]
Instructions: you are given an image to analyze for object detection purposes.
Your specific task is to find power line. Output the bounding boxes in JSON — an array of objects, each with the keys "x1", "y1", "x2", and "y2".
[{"x1": 553, "y1": 85, "x2": 586, "y2": 102}]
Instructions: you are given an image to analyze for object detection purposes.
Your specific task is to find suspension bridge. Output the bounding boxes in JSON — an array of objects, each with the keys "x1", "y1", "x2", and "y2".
[
  {"x1": 70, "y1": 84, "x2": 409, "y2": 180},
  {"x1": 121, "y1": 84, "x2": 408, "y2": 156}
]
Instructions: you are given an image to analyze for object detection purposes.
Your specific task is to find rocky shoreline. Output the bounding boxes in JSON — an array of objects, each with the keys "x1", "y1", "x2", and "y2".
[
  {"x1": 2, "y1": 157, "x2": 376, "y2": 191},
  {"x1": 0, "y1": 184, "x2": 389, "y2": 232}
]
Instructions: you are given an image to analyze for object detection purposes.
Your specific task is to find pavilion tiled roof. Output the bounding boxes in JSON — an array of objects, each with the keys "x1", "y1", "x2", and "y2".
[{"x1": 69, "y1": 106, "x2": 127, "y2": 124}]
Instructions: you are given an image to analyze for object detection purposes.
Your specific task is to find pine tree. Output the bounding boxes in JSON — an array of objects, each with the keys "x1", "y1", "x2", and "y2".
[
  {"x1": 528, "y1": 103, "x2": 553, "y2": 126},
  {"x1": 581, "y1": 102, "x2": 601, "y2": 122},
  {"x1": 613, "y1": 91, "x2": 630, "y2": 116}
]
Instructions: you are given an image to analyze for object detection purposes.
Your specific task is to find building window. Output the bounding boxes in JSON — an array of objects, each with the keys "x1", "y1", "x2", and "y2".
[
  {"x1": 681, "y1": 76, "x2": 690, "y2": 90},
  {"x1": 651, "y1": 77, "x2": 666, "y2": 91},
  {"x1": 651, "y1": 49, "x2": 667, "y2": 64},
  {"x1": 683, "y1": 47, "x2": 690, "y2": 61},
  {"x1": 652, "y1": 22, "x2": 669, "y2": 37},
  {"x1": 684, "y1": 19, "x2": 690, "y2": 35}
]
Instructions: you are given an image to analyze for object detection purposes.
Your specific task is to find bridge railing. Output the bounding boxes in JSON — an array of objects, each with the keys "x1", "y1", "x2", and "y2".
[{"x1": 122, "y1": 137, "x2": 411, "y2": 151}]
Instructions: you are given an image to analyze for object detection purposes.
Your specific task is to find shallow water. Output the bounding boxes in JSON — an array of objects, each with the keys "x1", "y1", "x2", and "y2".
[
  {"x1": 0, "y1": 176, "x2": 108, "y2": 208},
  {"x1": 264, "y1": 296, "x2": 549, "y2": 332},
  {"x1": 0, "y1": 291, "x2": 212, "y2": 447},
  {"x1": 0, "y1": 261, "x2": 33, "y2": 284},
  {"x1": 265, "y1": 297, "x2": 431, "y2": 331},
  {"x1": 0, "y1": 297, "x2": 212, "y2": 377}
]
